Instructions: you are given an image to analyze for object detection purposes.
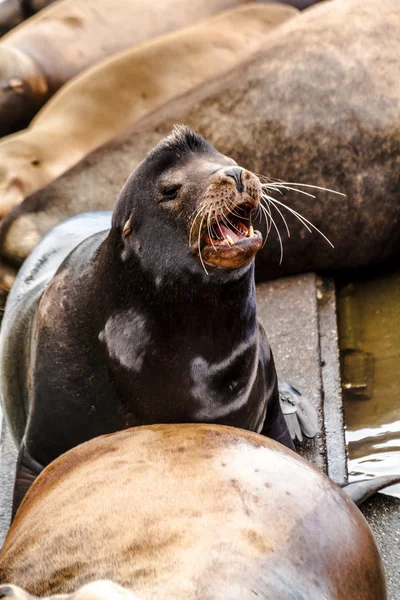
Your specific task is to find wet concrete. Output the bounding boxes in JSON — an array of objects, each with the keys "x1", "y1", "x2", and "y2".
[
  {"x1": 0, "y1": 272, "x2": 398, "y2": 598},
  {"x1": 361, "y1": 494, "x2": 400, "y2": 600}
]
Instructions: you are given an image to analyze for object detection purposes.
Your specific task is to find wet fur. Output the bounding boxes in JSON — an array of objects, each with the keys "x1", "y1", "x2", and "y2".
[{"x1": 0, "y1": 128, "x2": 292, "y2": 514}]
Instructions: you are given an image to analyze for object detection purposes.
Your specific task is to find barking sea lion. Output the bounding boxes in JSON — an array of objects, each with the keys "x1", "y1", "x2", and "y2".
[{"x1": 0, "y1": 127, "x2": 317, "y2": 515}]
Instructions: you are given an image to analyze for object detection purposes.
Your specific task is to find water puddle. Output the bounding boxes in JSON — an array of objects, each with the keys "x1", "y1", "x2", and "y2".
[{"x1": 337, "y1": 270, "x2": 400, "y2": 498}]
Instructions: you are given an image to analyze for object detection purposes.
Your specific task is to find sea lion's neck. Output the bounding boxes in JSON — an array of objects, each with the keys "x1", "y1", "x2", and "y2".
[
  {"x1": 92, "y1": 239, "x2": 259, "y2": 362},
  {"x1": 68, "y1": 234, "x2": 265, "y2": 430},
  {"x1": 96, "y1": 238, "x2": 258, "y2": 334}
]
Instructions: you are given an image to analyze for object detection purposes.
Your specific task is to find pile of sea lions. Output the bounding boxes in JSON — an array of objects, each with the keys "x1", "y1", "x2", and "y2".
[
  {"x1": 0, "y1": 0, "x2": 262, "y2": 135},
  {"x1": 0, "y1": 0, "x2": 398, "y2": 299},
  {"x1": 0, "y1": 0, "x2": 399, "y2": 598},
  {"x1": 0, "y1": 3, "x2": 298, "y2": 215},
  {"x1": 0, "y1": 126, "x2": 399, "y2": 600}
]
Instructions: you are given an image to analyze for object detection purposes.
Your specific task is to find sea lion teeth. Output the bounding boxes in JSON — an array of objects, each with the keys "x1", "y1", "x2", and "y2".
[
  {"x1": 249, "y1": 225, "x2": 254, "y2": 238},
  {"x1": 226, "y1": 234, "x2": 234, "y2": 245},
  {"x1": 237, "y1": 222, "x2": 248, "y2": 235}
]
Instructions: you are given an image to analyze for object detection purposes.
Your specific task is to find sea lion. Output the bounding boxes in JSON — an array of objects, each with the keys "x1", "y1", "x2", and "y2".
[
  {"x1": 0, "y1": 127, "x2": 318, "y2": 515},
  {"x1": 0, "y1": 3, "x2": 299, "y2": 216},
  {"x1": 0, "y1": 1, "x2": 55, "y2": 36},
  {"x1": 0, "y1": 0, "x2": 318, "y2": 37},
  {"x1": 0, "y1": 1, "x2": 23, "y2": 36},
  {"x1": 0, "y1": 424, "x2": 390, "y2": 599},
  {"x1": 1, "y1": 0, "x2": 398, "y2": 286},
  {"x1": 0, "y1": 0, "x2": 257, "y2": 137}
]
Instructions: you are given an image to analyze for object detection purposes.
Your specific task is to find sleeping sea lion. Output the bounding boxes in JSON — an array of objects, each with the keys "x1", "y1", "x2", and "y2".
[
  {"x1": 0, "y1": 1, "x2": 320, "y2": 37},
  {"x1": 0, "y1": 0, "x2": 257, "y2": 137},
  {"x1": 0, "y1": 424, "x2": 392, "y2": 599},
  {"x1": 1, "y1": 0, "x2": 398, "y2": 287},
  {"x1": 0, "y1": 3, "x2": 298, "y2": 216},
  {"x1": 0, "y1": 1, "x2": 23, "y2": 36},
  {"x1": 0, "y1": 1, "x2": 55, "y2": 36},
  {"x1": 0, "y1": 127, "x2": 318, "y2": 515}
]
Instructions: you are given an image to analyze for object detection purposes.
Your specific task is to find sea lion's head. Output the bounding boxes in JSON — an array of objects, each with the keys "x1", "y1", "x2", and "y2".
[
  {"x1": 112, "y1": 126, "x2": 263, "y2": 278},
  {"x1": 0, "y1": 47, "x2": 49, "y2": 139}
]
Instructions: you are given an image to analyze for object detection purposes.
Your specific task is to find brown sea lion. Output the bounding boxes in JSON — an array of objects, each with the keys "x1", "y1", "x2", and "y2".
[
  {"x1": 1, "y1": 0, "x2": 398, "y2": 288},
  {"x1": 0, "y1": 3, "x2": 298, "y2": 216},
  {"x1": 0, "y1": 1, "x2": 318, "y2": 38},
  {"x1": 0, "y1": 424, "x2": 390, "y2": 599},
  {"x1": 0, "y1": 0, "x2": 258, "y2": 137}
]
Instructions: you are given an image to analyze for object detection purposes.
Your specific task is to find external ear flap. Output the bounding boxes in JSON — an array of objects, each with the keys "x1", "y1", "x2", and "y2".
[{"x1": 122, "y1": 219, "x2": 132, "y2": 238}]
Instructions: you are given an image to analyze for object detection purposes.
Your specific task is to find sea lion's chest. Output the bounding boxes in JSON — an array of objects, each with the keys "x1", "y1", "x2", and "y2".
[{"x1": 98, "y1": 307, "x2": 267, "y2": 429}]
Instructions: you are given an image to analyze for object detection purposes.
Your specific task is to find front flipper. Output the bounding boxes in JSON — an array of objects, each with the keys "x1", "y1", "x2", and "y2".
[
  {"x1": 12, "y1": 444, "x2": 44, "y2": 519},
  {"x1": 278, "y1": 378, "x2": 318, "y2": 442},
  {"x1": 341, "y1": 475, "x2": 400, "y2": 506}
]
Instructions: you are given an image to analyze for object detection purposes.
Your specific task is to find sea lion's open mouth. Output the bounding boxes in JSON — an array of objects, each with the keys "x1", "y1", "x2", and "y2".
[{"x1": 201, "y1": 202, "x2": 263, "y2": 269}]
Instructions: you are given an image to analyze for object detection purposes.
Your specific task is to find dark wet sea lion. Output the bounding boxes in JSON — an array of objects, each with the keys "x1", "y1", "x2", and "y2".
[
  {"x1": 0, "y1": 128, "x2": 317, "y2": 515},
  {"x1": 0, "y1": 0, "x2": 257, "y2": 137},
  {"x1": 0, "y1": 3, "x2": 298, "y2": 216},
  {"x1": 1, "y1": 0, "x2": 398, "y2": 285},
  {"x1": 0, "y1": 424, "x2": 389, "y2": 599}
]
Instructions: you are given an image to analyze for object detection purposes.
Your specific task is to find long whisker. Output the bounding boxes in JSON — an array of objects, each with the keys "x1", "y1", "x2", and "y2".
[
  {"x1": 258, "y1": 172, "x2": 346, "y2": 198},
  {"x1": 265, "y1": 197, "x2": 291, "y2": 238},
  {"x1": 261, "y1": 184, "x2": 283, "y2": 195},
  {"x1": 261, "y1": 197, "x2": 273, "y2": 236},
  {"x1": 218, "y1": 203, "x2": 245, "y2": 252},
  {"x1": 216, "y1": 208, "x2": 227, "y2": 243},
  {"x1": 260, "y1": 203, "x2": 283, "y2": 262},
  {"x1": 223, "y1": 214, "x2": 243, "y2": 236},
  {"x1": 225, "y1": 198, "x2": 243, "y2": 220},
  {"x1": 197, "y1": 214, "x2": 209, "y2": 275},
  {"x1": 262, "y1": 193, "x2": 312, "y2": 234},
  {"x1": 257, "y1": 204, "x2": 269, "y2": 248},
  {"x1": 262, "y1": 193, "x2": 334, "y2": 248},
  {"x1": 266, "y1": 180, "x2": 346, "y2": 196},
  {"x1": 207, "y1": 209, "x2": 217, "y2": 252},
  {"x1": 259, "y1": 204, "x2": 274, "y2": 250},
  {"x1": 263, "y1": 183, "x2": 316, "y2": 199},
  {"x1": 189, "y1": 205, "x2": 207, "y2": 247}
]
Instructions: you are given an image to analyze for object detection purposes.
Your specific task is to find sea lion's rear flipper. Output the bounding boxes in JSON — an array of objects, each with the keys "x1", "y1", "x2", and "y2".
[
  {"x1": 341, "y1": 476, "x2": 400, "y2": 506},
  {"x1": 12, "y1": 444, "x2": 44, "y2": 520},
  {"x1": 278, "y1": 378, "x2": 318, "y2": 442}
]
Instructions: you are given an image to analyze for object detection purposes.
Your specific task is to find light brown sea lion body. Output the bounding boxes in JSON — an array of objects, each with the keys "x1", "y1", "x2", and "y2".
[
  {"x1": 1, "y1": 0, "x2": 398, "y2": 287},
  {"x1": 0, "y1": 3, "x2": 298, "y2": 216},
  {"x1": 0, "y1": 0, "x2": 255, "y2": 137},
  {"x1": 0, "y1": 424, "x2": 387, "y2": 599}
]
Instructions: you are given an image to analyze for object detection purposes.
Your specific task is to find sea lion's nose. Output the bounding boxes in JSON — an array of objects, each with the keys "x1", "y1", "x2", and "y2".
[{"x1": 224, "y1": 166, "x2": 244, "y2": 193}]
